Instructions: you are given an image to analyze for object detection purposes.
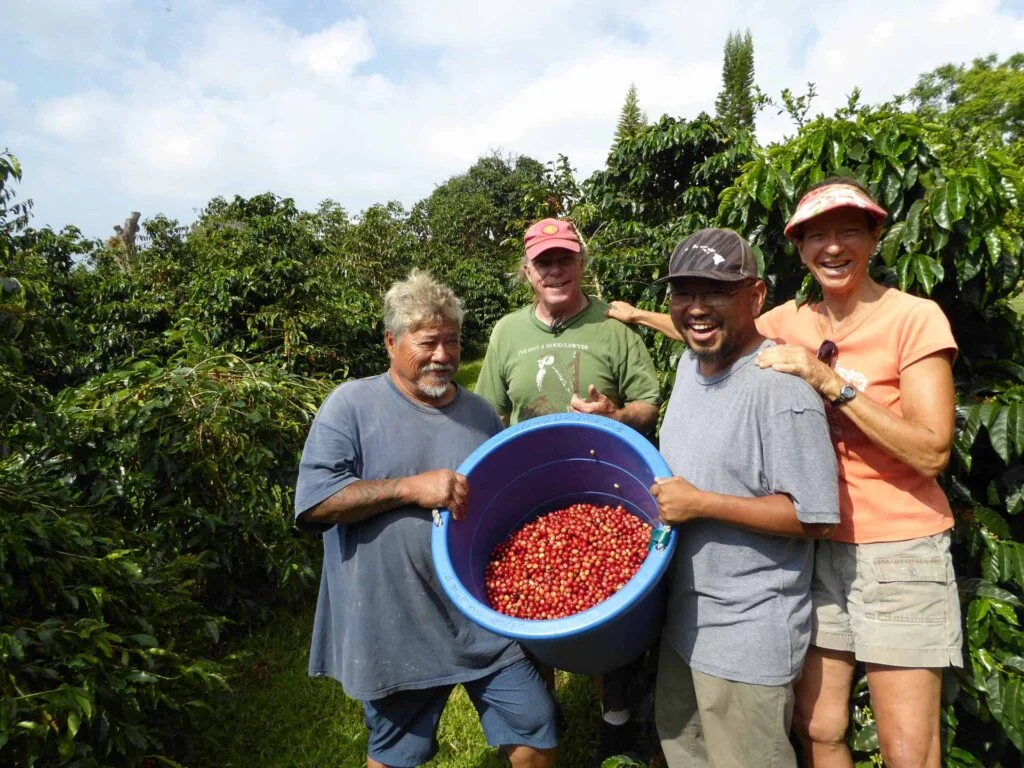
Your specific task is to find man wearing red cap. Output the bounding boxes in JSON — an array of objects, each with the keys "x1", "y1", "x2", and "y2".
[
  {"x1": 476, "y1": 217, "x2": 662, "y2": 761},
  {"x1": 476, "y1": 218, "x2": 660, "y2": 430}
]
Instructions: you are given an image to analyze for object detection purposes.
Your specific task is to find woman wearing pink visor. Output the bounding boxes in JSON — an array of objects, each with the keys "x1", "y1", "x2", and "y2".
[
  {"x1": 754, "y1": 178, "x2": 961, "y2": 768},
  {"x1": 606, "y1": 178, "x2": 961, "y2": 767}
]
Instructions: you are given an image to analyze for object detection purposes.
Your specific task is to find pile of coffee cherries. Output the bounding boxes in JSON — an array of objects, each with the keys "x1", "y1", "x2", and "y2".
[{"x1": 484, "y1": 503, "x2": 652, "y2": 620}]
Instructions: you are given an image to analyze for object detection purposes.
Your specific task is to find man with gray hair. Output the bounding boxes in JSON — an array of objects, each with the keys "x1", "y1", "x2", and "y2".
[{"x1": 295, "y1": 269, "x2": 558, "y2": 768}]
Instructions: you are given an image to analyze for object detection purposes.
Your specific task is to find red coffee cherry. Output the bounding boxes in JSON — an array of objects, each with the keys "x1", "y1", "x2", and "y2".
[{"x1": 485, "y1": 504, "x2": 652, "y2": 620}]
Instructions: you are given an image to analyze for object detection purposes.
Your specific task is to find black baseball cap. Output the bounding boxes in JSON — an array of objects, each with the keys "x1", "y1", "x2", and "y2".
[{"x1": 655, "y1": 228, "x2": 760, "y2": 284}]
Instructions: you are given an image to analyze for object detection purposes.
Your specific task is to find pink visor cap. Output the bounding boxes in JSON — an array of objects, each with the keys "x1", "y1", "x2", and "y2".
[
  {"x1": 524, "y1": 218, "x2": 581, "y2": 260},
  {"x1": 784, "y1": 184, "x2": 887, "y2": 239}
]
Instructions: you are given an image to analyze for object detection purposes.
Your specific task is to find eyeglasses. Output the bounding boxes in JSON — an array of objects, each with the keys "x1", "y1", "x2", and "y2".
[
  {"x1": 817, "y1": 339, "x2": 838, "y2": 367},
  {"x1": 668, "y1": 285, "x2": 749, "y2": 308}
]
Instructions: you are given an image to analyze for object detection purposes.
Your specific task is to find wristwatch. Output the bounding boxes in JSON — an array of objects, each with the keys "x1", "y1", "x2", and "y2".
[{"x1": 830, "y1": 384, "x2": 857, "y2": 407}]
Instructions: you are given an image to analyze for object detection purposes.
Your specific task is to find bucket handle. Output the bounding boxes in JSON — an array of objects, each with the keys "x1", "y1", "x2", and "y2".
[{"x1": 648, "y1": 524, "x2": 672, "y2": 552}]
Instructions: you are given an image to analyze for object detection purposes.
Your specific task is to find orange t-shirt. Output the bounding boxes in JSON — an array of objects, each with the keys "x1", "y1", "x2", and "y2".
[{"x1": 756, "y1": 289, "x2": 956, "y2": 544}]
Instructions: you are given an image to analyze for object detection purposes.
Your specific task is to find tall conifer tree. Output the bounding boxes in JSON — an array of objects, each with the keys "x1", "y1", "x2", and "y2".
[
  {"x1": 715, "y1": 30, "x2": 756, "y2": 131},
  {"x1": 614, "y1": 83, "x2": 647, "y2": 145}
]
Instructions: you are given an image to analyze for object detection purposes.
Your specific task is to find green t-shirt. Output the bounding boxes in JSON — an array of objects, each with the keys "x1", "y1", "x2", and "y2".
[{"x1": 475, "y1": 296, "x2": 660, "y2": 425}]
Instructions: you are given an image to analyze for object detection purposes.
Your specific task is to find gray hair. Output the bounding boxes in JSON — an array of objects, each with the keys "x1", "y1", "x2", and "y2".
[{"x1": 383, "y1": 268, "x2": 464, "y2": 339}]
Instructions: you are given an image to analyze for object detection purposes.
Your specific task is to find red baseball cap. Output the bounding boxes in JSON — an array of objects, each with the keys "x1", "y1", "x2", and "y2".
[
  {"x1": 524, "y1": 218, "x2": 581, "y2": 260},
  {"x1": 784, "y1": 184, "x2": 887, "y2": 239}
]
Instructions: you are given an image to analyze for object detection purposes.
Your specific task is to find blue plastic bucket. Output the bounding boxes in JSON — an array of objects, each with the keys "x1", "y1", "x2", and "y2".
[{"x1": 431, "y1": 413, "x2": 677, "y2": 674}]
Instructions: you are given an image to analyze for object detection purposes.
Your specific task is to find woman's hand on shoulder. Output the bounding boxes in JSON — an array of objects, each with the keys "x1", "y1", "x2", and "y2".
[{"x1": 755, "y1": 344, "x2": 845, "y2": 400}]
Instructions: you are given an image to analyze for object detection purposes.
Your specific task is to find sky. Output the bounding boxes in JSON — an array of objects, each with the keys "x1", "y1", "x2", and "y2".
[{"x1": 3, "y1": 0, "x2": 1023, "y2": 240}]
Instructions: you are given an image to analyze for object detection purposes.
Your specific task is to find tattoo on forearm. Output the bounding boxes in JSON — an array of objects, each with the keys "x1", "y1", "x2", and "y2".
[
  {"x1": 310, "y1": 478, "x2": 406, "y2": 524},
  {"x1": 341, "y1": 478, "x2": 403, "y2": 512}
]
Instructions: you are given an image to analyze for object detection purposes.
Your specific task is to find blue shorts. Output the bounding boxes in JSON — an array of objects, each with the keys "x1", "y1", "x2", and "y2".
[{"x1": 362, "y1": 658, "x2": 558, "y2": 767}]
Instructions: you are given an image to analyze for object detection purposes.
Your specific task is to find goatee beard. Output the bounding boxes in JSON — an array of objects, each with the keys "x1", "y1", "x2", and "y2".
[
  {"x1": 690, "y1": 336, "x2": 739, "y2": 364},
  {"x1": 417, "y1": 381, "x2": 451, "y2": 399}
]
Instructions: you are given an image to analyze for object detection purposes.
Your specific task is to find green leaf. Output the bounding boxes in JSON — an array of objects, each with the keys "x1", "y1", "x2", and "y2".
[
  {"x1": 601, "y1": 757, "x2": 646, "y2": 768},
  {"x1": 794, "y1": 271, "x2": 817, "y2": 306},
  {"x1": 1011, "y1": 401, "x2": 1024, "y2": 457},
  {"x1": 1008, "y1": 544, "x2": 1024, "y2": 590},
  {"x1": 67, "y1": 711, "x2": 81, "y2": 738},
  {"x1": 974, "y1": 506, "x2": 1011, "y2": 540},
  {"x1": 903, "y1": 199, "x2": 925, "y2": 245},
  {"x1": 896, "y1": 252, "x2": 915, "y2": 291},
  {"x1": 880, "y1": 222, "x2": 905, "y2": 267},
  {"x1": 991, "y1": 601, "x2": 1020, "y2": 626},
  {"x1": 974, "y1": 647, "x2": 997, "y2": 678},
  {"x1": 947, "y1": 747, "x2": 985, "y2": 767},
  {"x1": 985, "y1": 672, "x2": 1004, "y2": 720},
  {"x1": 757, "y1": 172, "x2": 777, "y2": 211},
  {"x1": 982, "y1": 543, "x2": 1002, "y2": 582},
  {"x1": 749, "y1": 163, "x2": 768, "y2": 204},
  {"x1": 807, "y1": 129, "x2": 827, "y2": 162},
  {"x1": 913, "y1": 253, "x2": 940, "y2": 295},
  {"x1": 1002, "y1": 678, "x2": 1024, "y2": 752},
  {"x1": 930, "y1": 185, "x2": 951, "y2": 230},
  {"x1": 947, "y1": 177, "x2": 968, "y2": 224},
  {"x1": 776, "y1": 167, "x2": 795, "y2": 202},
  {"x1": 958, "y1": 404, "x2": 985, "y2": 452},
  {"x1": 58, "y1": 734, "x2": 75, "y2": 760},
  {"x1": 204, "y1": 619, "x2": 220, "y2": 644},
  {"x1": 883, "y1": 172, "x2": 901, "y2": 206},
  {"x1": 1002, "y1": 655, "x2": 1024, "y2": 675},
  {"x1": 987, "y1": 404, "x2": 1011, "y2": 463},
  {"x1": 975, "y1": 583, "x2": 1024, "y2": 608},
  {"x1": 851, "y1": 722, "x2": 879, "y2": 752},
  {"x1": 1001, "y1": 177, "x2": 1019, "y2": 208},
  {"x1": 749, "y1": 243, "x2": 766, "y2": 280},
  {"x1": 969, "y1": 595, "x2": 991, "y2": 624},
  {"x1": 904, "y1": 163, "x2": 919, "y2": 190},
  {"x1": 985, "y1": 230, "x2": 1003, "y2": 265}
]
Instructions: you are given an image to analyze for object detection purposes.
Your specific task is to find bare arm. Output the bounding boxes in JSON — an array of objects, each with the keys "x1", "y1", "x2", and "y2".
[
  {"x1": 606, "y1": 301, "x2": 683, "y2": 342},
  {"x1": 570, "y1": 385, "x2": 659, "y2": 432},
  {"x1": 299, "y1": 469, "x2": 469, "y2": 527},
  {"x1": 651, "y1": 476, "x2": 836, "y2": 539},
  {"x1": 616, "y1": 400, "x2": 659, "y2": 433},
  {"x1": 755, "y1": 347, "x2": 955, "y2": 478}
]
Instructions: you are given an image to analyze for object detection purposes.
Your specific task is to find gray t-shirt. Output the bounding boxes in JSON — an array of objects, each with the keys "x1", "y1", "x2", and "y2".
[
  {"x1": 294, "y1": 373, "x2": 523, "y2": 700},
  {"x1": 660, "y1": 340, "x2": 839, "y2": 686}
]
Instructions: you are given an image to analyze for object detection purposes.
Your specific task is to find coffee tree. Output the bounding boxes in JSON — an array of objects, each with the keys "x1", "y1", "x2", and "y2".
[
  {"x1": 1, "y1": 156, "x2": 228, "y2": 767},
  {"x1": 582, "y1": 114, "x2": 755, "y2": 396},
  {"x1": 717, "y1": 99, "x2": 1024, "y2": 766}
]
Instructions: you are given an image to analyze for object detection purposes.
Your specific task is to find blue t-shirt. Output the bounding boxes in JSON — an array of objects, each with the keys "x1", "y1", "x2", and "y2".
[{"x1": 295, "y1": 373, "x2": 523, "y2": 700}]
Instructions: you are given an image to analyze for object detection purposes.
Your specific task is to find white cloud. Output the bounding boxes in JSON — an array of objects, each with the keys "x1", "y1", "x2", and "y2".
[
  {"x1": 36, "y1": 91, "x2": 116, "y2": 141},
  {"x1": 3, "y1": 0, "x2": 1023, "y2": 238},
  {"x1": 293, "y1": 19, "x2": 375, "y2": 77},
  {"x1": 386, "y1": 0, "x2": 592, "y2": 48}
]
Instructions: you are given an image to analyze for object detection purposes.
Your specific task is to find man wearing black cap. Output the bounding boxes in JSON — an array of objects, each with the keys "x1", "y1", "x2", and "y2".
[{"x1": 647, "y1": 229, "x2": 840, "y2": 768}]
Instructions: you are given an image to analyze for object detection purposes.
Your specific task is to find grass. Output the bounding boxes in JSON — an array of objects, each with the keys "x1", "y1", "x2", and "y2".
[
  {"x1": 194, "y1": 606, "x2": 610, "y2": 768},
  {"x1": 454, "y1": 357, "x2": 484, "y2": 390}
]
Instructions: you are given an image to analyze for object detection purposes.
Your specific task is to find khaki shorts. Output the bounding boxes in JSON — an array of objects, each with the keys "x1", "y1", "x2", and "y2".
[
  {"x1": 812, "y1": 532, "x2": 963, "y2": 668},
  {"x1": 655, "y1": 641, "x2": 797, "y2": 768}
]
